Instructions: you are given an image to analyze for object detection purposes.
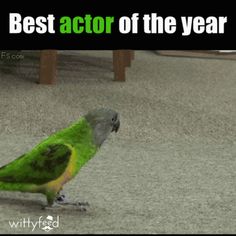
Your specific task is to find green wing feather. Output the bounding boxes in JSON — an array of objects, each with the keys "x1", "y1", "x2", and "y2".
[{"x1": 0, "y1": 144, "x2": 72, "y2": 185}]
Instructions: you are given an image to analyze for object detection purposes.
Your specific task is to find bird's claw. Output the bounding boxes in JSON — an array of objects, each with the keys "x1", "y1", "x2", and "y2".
[
  {"x1": 56, "y1": 201, "x2": 89, "y2": 211},
  {"x1": 53, "y1": 193, "x2": 89, "y2": 211},
  {"x1": 41, "y1": 204, "x2": 59, "y2": 210},
  {"x1": 76, "y1": 202, "x2": 90, "y2": 207},
  {"x1": 41, "y1": 201, "x2": 89, "y2": 211},
  {"x1": 56, "y1": 194, "x2": 66, "y2": 202},
  {"x1": 73, "y1": 202, "x2": 89, "y2": 211}
]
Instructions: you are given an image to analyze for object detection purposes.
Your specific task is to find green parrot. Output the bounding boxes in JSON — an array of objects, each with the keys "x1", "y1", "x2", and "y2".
[{"x1": 0, "y1": 108, "x2": 120, "y2": 209}]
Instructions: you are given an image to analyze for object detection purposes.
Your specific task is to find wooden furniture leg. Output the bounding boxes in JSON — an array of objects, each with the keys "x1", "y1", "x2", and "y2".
[
  {"x1": 124, "y1": 50, "x2": 132, "y2": 67},
  {"x1": 113, "y1": 50, "x2": 126, "y2": 81},
  {"x1": 39, "y1": 50, "x2": 57, "y2": 84},
  {"x1": 39, "y1": 50, "x2": 133, "y2": 84},
  {"x1": 130, "y1": 50, "x2": 135, "y2": 60}
]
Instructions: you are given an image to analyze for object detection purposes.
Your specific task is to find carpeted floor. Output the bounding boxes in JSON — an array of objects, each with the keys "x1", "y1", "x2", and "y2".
[{"x1": 0, "y1": 50, "x2": 236, "y2": 234}]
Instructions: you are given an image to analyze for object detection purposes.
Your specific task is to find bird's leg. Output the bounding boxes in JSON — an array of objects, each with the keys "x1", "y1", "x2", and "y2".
[
  {"x1": 41, "y1": 188, "x2": 89, "y2": 211},
  {"x1": 55, "y1": 191, "x2": 89, "y2": 210},
  {"x1": 41, "y1": 192, "x2": 62, "y2": 210}
]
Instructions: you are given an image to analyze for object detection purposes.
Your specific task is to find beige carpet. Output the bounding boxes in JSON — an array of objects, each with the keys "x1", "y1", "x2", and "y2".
[
  {"x1": 0, "y1": 51, "x2": 236, "y2": 234},
  {"x1": 157, "y1": 50, "x2": 236, "y2": 60}
]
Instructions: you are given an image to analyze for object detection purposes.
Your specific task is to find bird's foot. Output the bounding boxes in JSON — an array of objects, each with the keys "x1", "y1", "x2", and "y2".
[
  {"x1": 41, "y1": 202, "x2": 63, "y2": 210},
  {"x1": 56, "y1": 193, "x2": 66, "y2": 202},
  {"x1": 56, "y1": 200, "x2": 89, "y2": 211},
  {"x1": 55, "y1": 193, "x2": 89, "y2": 211},
  {"x1": 47, "y1": 193, "x2": 89, "y2": 211},
  {"x1": 42, "y1": 201, "x2": 89, "y2": 211}
]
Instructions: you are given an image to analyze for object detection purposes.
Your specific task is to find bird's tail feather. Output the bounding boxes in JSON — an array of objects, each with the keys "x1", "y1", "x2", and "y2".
[{"x1": 0, "y1": 181, "x2": 40, "y2": 193}]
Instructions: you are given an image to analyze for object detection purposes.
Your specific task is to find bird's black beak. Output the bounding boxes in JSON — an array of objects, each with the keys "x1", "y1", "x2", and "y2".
[{"x1": 112, "y1": 119, "x2": 120, "y2": 133}]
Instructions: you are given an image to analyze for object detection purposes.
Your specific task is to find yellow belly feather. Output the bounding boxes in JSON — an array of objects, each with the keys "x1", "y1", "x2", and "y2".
[{"x1": 43, "y1": 144, "x2": 78, "y2": 193}]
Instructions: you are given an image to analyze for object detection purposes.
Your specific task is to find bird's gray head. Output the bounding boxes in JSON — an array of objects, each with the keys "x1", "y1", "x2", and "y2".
[{"x1": 84, "y1": 108, "x2": 120, "y2": 147}]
